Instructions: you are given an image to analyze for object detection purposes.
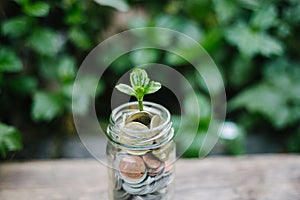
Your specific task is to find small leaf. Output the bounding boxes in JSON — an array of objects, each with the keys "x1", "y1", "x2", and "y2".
[
  {"x1": 57, "y1": 56, "x2": 76, "y2": 82},
  {"x1": 71, "y1": 76, "x2": 104, "y2": 115},
  {"x1": 9, "y1": 75, "x2": 38, "y2": 95},
  {"x1": 68, "y1": 27, "x2": 92, "y2": 50},
  {"x1": 24, "y1": 2, "x2": 50, "y2": 17},
  {"x1": 1, "y1": 16, "x2": 30, "y2": 37},
  {"x1": 28, "y1": 28, "x2": 64, "y2": 56},
  {"x1": 144, "y1": 81, "x2": 161, "y2": 94},
  {"x1": 213, "y1": 0, "x2": 239, "y2": 24},
  {"x1": 130, "y1": 68, "x2": 149, "y2": 88},
  {"x1": 0, "y1": 48, "x2": 22, "y2": 72},
  {"x1": 251, "y1": 5, "x2": 277, "y2": 30},
  {"x1": 93, "y1": 0, "x2": 129, "y2": 12},
  {"x1": 0, "y1": 122, "x2": 22, "y2": 158},
  {"x1": 115, "y1": 84, "x2": 136, "y2": 96},
  {"x1": 130, "y1": 49, "x2": 159, "y2": 67},
  {"x1": 32, "y1": 91, "x2": 64, "y2": 121},
  {"x1": 225, "y1": 22, "x2": 283, "y2": 57}
]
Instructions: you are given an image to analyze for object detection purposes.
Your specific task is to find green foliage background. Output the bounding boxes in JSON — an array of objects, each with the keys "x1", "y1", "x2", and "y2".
[{"x1": 0, "y1": 0, "x2": 299, "y2": 158}]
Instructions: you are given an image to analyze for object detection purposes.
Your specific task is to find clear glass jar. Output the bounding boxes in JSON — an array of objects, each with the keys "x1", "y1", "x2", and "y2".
[{"x1": 106, "y1": 101, "x2": 175, "y2": 200}]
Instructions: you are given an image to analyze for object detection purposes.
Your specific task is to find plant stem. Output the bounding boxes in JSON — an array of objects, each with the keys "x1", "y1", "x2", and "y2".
[{"x1": 138, "y1": 98, "x2": 143, "y2": 111}]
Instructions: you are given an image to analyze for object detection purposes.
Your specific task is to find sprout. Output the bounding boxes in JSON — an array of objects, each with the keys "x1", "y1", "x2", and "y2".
[{"x1": 115, "y1": 68, "x2": 161, "y2": 111}]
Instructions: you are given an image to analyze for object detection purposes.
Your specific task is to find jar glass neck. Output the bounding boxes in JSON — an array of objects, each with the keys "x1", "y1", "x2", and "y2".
[{"x1": 107, "y1": 101, "x2": 174, "y2": 150}]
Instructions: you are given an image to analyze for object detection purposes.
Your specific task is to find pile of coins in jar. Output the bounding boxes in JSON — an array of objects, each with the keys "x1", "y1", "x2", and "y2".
[{"x1": 111, "y1": 110, "x2": 174, "y2": 200}]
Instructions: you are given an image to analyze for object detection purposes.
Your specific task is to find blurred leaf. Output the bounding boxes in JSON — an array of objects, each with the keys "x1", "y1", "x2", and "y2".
[
  {"x1": 71, "y1": 76, "x2": 104, "y2": 115},
  {"x1": 111, "y1": 55, "x2": 132, "y2": 74},
  {"x1": 201, "y1": 28, "x2": 223, "y2": 52},
  {"x1": 93, "y1": 0, "x2": 129, "y2": 12},
  {"x1": 0, "y1": 48, "x2": 22, "y2": 73},
  {"x1": 237, "y1": 0, "x2": 261, "y2": 10},
  {"x1": 32, "y1": 91, "x2": 64, "y2": 121},
  {"x1": 155, "y1": 15, "x2": 203, "y2": 42},
  {"x1": 9, "y1": 75, "x2": 38, "y2": 95},
  {"x1": 283, "y1": 2, "x2": 300, "y2": 24},
  {"x1": 38, "y1": 58, "x2": 58, "y2": 80},
  {"x1": 251, "y1": 5, "x2": 277, "y2": 30},
  {"x1": 130, "y1": 49, "x2": 160, "y2": 67},
  {"x1": 229, "y1": 83, "x2": 292, "y2": 128},
  {"x1": 24, "y1": 2, "x2": 50, "y2": 17},
  {"x1": 183, "y1": 92, "x2": 210, "y2": 127},
  {"x1": 0, "y1": 122, "x2": 22, "y2": 158},
  {"x1": 164, "y1": 52, "x2": 187, "y2": 66},
  {"x1": 28, "y1": 28, "x2": 63, "y2": 56},
  {"x1": 1, "y1": 16, "x2": 30, "y2": 37},
  {"x1": 225, "y1": 22, "x2": 283, "y2": 57},
  {"x1": 69, "y1": 27, "x2": 92, "y2": 50},
  {"x1": 263, "y1": 58, "x2": 300, "y2": 100},
  {"x1": 57, "y1": 56, "x2": 76, "y2": 82},
  {"x1": 229, "y1": 56, "x2": 253, "y2": 87},
  {"x1": 213, "y1": 0, "x2": 239, "y2": 24}
]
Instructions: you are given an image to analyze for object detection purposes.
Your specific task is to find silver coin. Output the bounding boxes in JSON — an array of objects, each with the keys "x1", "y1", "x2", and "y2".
[
  {"x1": 150, "y1": 115, "x2": 163, "y2": 129},
  {"x1": 125, "y1": 111, "x2": 152, "y2": 126}
]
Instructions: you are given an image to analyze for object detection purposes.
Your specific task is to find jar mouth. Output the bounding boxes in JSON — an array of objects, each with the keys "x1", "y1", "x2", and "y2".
[
  {"x1": 107, "y1": 101, "x2": 173, "y2": 149},
  {"x1": 111, "y1": 101, "x2": 171, "y2": 134}
]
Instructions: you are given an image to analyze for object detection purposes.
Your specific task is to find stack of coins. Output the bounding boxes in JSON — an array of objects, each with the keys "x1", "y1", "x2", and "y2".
[{"x1": 111, "y1": 110, "x2": 174, "y2": 199}]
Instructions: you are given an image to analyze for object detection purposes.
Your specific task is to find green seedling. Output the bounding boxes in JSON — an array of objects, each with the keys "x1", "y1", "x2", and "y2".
[{"x1": 115, "y1": 68, "x2": 161, "y2": 111}]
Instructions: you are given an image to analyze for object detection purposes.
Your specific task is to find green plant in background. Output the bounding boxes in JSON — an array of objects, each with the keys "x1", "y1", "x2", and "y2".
[
  {"x1": 1, "y1": 0, "x2": 300, "y2": 158},
  {"x1": 116, "y1": 68, "x2": 161, "y2": 111},
  {"x1": 0, "y1": 123, "x2": 22, "y2": 158}
]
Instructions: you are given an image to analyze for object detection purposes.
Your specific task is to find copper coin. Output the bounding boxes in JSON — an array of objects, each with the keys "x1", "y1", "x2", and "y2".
[
  {"x1": 148, "y1": 162, "x2": 165, "y2": 177},
  {"x1": 142, "y1": 153, "x2": 162, "y2": 169},
  {"x1": 165, "y1": 160, "x2": 174, "y2": 173},
  {"x1": 119, "y1": 155, "x2": 146, "y2": 179}
]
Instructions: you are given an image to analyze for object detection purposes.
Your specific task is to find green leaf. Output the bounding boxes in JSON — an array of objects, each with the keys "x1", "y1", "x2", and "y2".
[
  {"x1": 130, "y1": 49, "x2": 160, "y2": 67},
  {"x1": 213, "y1": 0, "x2": 239, "y2": 24},
  {"x1": 24, "y1": 2, "x2": 50, "y2": 17},
  {"x1": 71, "y1": 76, "x2": 104, "y2": 115},
  {"x1": 164, "y1": 52, "x2": 187, "y2": 66},
  {"x1": 225, "y1": 22, "x2": 283, "y2": 57},
  {"x1": 130, "y1": 68, "x2": 150, "y2": 88},
  {"x1": 28, "y1": 28, "x2": 63, "y2": 56},
  {"x1": 0, "y1": 122, "x2": 22, "y2": 158},
  {"x1": 0, "y1": 48, "x2": 22, "y2": 72},
  {"x1": 251, "y1": 5, "x2": 278, "y2": 30},
  {"x1": 144, "y1": 81, "x2": 161, "y2": 94},
  {"x1": 93, "y1": 0, "x2": 129, "y2": 12},
  {"x1": 1, "y1": 16, "x2": 30, "y2": 37},
  {"x1": 229, "y1": 83, "x2": 291, "y2": 128},
  {"x1": 9, "y1": 75, "x2": 38, "y2": 95},
  {"x1": 57, "y1": 56, "x2": 76, "y2": 82},
  {"x1": 68, "y1": 27, "x2": 92, "y2": 50},
  {"x1": 115, "y1": 84, "x2": 136, "y2": 96},
  {"x1": 32, "y1": 91, "x2": 64, "y2": 121}
]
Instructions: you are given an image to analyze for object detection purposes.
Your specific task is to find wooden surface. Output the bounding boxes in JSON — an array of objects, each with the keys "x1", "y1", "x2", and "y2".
[{"x1": 0, "y1": 155, "x2": 299, "y2": 200}]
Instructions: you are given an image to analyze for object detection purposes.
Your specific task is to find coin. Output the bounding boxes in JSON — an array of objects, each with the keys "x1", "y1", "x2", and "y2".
[
  {"x1": 152, "y1": 142, "x2": 173, "y2": 161},
  {"x1": 125, "y1": 111, "x2": 152, "y2": 126},
  {"x1": 142, "y1": 153, "x2": 162, "y2": 169},
  {"x1": 150, "y1": 115, "x2": 163, "y2": 129},
  {"x1": 119, "y1": 155, "x2": 147, "y2": 184}
]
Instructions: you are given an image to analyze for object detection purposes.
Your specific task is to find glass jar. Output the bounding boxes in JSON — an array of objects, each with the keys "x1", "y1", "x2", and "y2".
[{"x1": 106, "y1": 101, "x2": 175, "y2": 200}]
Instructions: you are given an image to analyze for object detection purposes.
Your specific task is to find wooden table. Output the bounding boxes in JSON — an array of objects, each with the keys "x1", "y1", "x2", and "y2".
[{"x1": 0, "y1": 155, "x2": 299, "y2": 200}]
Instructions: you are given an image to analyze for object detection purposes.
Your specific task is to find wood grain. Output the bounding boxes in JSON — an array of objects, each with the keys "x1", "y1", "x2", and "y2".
[{"x1": 1, "y1": 155, "x2": 299, "y2": 200}]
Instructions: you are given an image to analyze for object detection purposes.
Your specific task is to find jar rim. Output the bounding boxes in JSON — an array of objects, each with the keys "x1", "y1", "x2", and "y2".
[{"x1": 110, "y1": 101, "x2": 171, "y2": 134}]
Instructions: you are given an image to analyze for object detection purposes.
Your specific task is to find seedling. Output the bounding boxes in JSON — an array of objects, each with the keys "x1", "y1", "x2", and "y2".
[{"x1": 115, "y1": 68, "x2": 161, "y2": 111}]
